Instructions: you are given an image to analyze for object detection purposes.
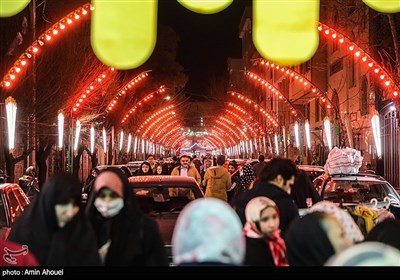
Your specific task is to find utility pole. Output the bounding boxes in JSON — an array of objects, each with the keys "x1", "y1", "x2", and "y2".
[{"x1": 27, "y1": 0, "x2": 36, "y2": 168}]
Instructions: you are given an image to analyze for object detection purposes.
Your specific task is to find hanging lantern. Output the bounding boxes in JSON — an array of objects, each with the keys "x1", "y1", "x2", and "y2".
[
  {"x1": 5, "y1": 96, "x2": 17, "y2": 153},
  {"x1": 177, "y1": 0, "x2": 233, "y2": 14}
]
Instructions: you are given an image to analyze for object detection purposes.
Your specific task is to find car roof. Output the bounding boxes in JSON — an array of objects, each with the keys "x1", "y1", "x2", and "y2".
[
  {"x1": 129, "y1": 175, "x2": 199, "y2": 188},
  {"x1": 316, "y1": 173, "x2": 387, "y2": 182},
  {"x1": 297, "y1": 165, "x2": 325, "y2": 171}
]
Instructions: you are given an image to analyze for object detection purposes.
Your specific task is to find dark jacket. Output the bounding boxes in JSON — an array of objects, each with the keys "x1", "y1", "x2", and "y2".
[{"x1": 244, "y1": 237, "x2": 275, "y2": 266}]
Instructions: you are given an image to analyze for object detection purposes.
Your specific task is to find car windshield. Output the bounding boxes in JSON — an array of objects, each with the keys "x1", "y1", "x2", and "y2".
[
  {"x1": 133, "y1": 186, "x2": 195, "y2": 214},
  {"x1": 323, "y1": 180, "x2": 395, "y2": 203}
]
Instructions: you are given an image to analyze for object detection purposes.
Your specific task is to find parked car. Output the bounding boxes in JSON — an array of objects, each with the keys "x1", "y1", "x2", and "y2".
[
  {"x1": 95, "y1": 165, "x2": 133, "y2": 177},
  {"x1": 312, "y1": 173, "x2": 400, "y2": 217},
  {"x1": 126, "y1": 161, "x2": 143, "y2": 176},
  {"x1": 128, "y1": 175, "x2": 204, "y2": 265},
  {"x1": 0, "y1": 184, "x2": 30, "y2": 240}
]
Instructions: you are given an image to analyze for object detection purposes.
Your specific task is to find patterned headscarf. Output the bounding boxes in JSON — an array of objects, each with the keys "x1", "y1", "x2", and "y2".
[
  {"x1": 172, "y1": 198, "x2": 245, "y2": 265},
  {"x1": 308, "y1": 201, "x2": 364, "y2": 243},
  {"x1": 239, "y1": 164, "x2": 255, "y2": 191},
  {"x1": 243, "y1": 196, "x2": 287, "y2": 266}
]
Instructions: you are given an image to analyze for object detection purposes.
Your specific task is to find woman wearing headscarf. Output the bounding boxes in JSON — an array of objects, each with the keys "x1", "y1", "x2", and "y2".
[
  {"x1": 308, "y1": 201, "x2": 364, "y2": 244},
  {"x1": 137, "y1": 162, "x2": 153, "y2": 176},
  {"x1": 285, "y1": 212, "x2": 352, "y2": 266},
  {"x1": 290, "y1": 169, "x2": 321, "y2": 209},
  {"x1": 227, "y1": 161, "x2": 240, "y2": 204},
  {"x1": 172, "y1": 198, "x2": 245, "y2": 266},
  {"x1": 243, "y1": 197, "x2": 287, "y2": 266},
  {"x1": 8, "y1": 173, "x2": 101, "y2": 266},
  {"x1": 86, "y1": 167, "x2": 168, "y2": 266},
  {"x1": 231, "y1": 164, "x2": 255, "y2": 220}
]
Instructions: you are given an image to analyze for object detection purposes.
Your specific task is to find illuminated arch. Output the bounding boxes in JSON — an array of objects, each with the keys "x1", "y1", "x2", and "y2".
[
  {"x1": 217, "y1": 118, "x2": 249, "y2": 141},
  {"x1": 204, "y1": 135, "x2": 225, "y2": 150},
  {"x1": 150, "y1": 119, "x2": 179, "y2": 141},
  {"x1": 212, "y1": 126, "x2": 236, "y2": 146},
  {"x1": 106, "y1": 70, "x2": 151, "y2": 113},
  {"x1": 318, "y1": 23, "x2": 399, "y2": 99},
  {"x1": 213, "y1": 121, "x2": 241, "y2": 143},
  {"x1": 227, "y1": 102, "x2": 264, "y2": 133},
  {"x1": 246, "y1": 71, "x2": 304, "y2": 118},
  {"x1": 257, "y1": 59, "x2": 337, "y2": 111},
  {"x1": 121, "y1": 85, "x2": 166, "y2": 124},
  {"x1": 1, "y1": 3, "x2": 93, "y2": 89},
  {"x1": 71, "y1": 67, "x2": 116, "y2": 115},
  {"x1": 165, "y1": 131, "x2": 185, "y2": 147},
  {"x1": 229, "y1": 91, "x2": 279, "y2": 127},
  {"x1": 135, "y1": 105, "x2": 175, "y2": 134},
  {"x1": 225, "y1": 109, "x2": 257, "y2": 137},
  {"x1": 170, "y1": 135, "x2": 188, "y2": 149},
  {"x1": 141, "y1": 111, "x2": 176, "y2": 138},
  {"x1": 208, "y1": 129, "x2": 234, "y2": 147},
  {"x1": 159, "y1": 127, "x2": 183, "y2": 145}
]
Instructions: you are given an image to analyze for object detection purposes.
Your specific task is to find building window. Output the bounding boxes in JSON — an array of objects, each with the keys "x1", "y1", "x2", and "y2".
[
  {"x1": 330, "y1": 58, "x2": 343, "y2": 76},
  {"x1": 315, "y1": 101, "x2": 320, "y2": 122},
  {"x1": 348, "y1": 55, "x2": 356, "y2": 88},
  {"x1": 305, "y1": 103, "x2": 310, "y2": 119},
  {"x1": 360, "y1": 76, "x2": 368, "y2": 116}
]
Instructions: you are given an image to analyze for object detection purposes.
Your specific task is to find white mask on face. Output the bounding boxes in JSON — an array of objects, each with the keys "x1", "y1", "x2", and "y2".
[{"x1": 94, "y1": 198, "x2": 124, "y2": 218}]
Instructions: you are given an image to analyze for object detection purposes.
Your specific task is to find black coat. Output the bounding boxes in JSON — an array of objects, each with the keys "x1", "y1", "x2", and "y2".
[
  {"x1": 244, "y1": 237, "x2": 275, "y2": 266},
  {"x1": 9, "y1": 173, "x2": 101, "y2": 266},
  {"x1": 86, "y1": 167, "x2": 169, "y2": 266}
]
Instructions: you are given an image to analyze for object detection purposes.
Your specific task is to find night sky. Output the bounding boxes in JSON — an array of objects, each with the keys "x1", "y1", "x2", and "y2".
[{"x1": 158, "y1": 0, "x2": 252, "y2": 99}]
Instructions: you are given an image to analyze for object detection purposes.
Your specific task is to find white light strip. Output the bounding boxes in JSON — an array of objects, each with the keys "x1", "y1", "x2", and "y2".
[
  {"x1": 133, "y1": 136, "x2": 138, "y2": 154},
  {"x1": 274, "y1": 134, "x2": 279, "y2": 155},
  {"x1": 324, "y1": 118, "x2": 332, "y2": 150},
  {"x1": 90, "y1": 125, "x2": 95, "y2": 154},
  {"x1": 5, "y1": 97, "x2": 17, "y2": 152},
  {"x1": 294, "y1": 122, "x2": 300, "y2": 148},
  {"x1": 127, "y1": 133, "x2": 132, "y2": 153},
  {"x1": 371, "y1": 114, "x2": 382, "y2": 158},
  {"x1": 74, "y1": 120, "x2": 81, "y2": 151},
  {"x1": 58, "y1": 112, "x2": 64, "y2": 149},
  {"x1": 102, "y1": 128, "x2": 107, "y2": 153},
  {"x1": 305, "y1": 119, "x2": 311, "y2": 149},
  {"x1": 119, "y1": 131, "x2": 124, "y2": 151}
]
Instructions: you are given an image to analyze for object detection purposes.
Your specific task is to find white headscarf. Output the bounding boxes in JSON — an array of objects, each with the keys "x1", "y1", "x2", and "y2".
[{"x1": 172, "y1": 198, "x2": 245, "y2": 265}]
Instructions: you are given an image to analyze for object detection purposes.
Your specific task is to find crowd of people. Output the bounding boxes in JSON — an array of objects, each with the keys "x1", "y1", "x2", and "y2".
[{"x1": 3, "y1": 153, "x2": 400, "y2": 267}]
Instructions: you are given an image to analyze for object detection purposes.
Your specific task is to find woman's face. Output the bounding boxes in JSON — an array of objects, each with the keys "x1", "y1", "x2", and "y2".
[
  {"x1": 156, "y1": 165, "x2": 163, "y2": 174},
  {"x1": 141, "y1": 164, "x2": 150, "y2": 173},
  {"x1": 55, "y1": 199, "x2": 79, "y2": 228},
  {"x1": 322, "y1": 215, "x2": 352, "y2": 253},
  {"x1": 259, "y1": 206, "x2": 280, "y2": 238},
  {"x1": 228, "y1": 165, "x2": 236, "y2": 174}
]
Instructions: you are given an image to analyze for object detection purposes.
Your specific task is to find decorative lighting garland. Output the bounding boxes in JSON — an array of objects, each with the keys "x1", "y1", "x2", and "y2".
[
  {"x1": 105, "y1": 70, "x2": 151, "y2": 113},
  {"x1": 1, "y1": 3, "x2": 93, "y2": 89}
]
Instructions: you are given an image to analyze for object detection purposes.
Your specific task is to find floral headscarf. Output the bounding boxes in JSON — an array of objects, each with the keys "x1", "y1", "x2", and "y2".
[
  {"x1": 172, "y1": 198, "x2": 245, "y2": 265},
  {"x1": 308, "y1": 201, "x2": 364, "y2": 243}
]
